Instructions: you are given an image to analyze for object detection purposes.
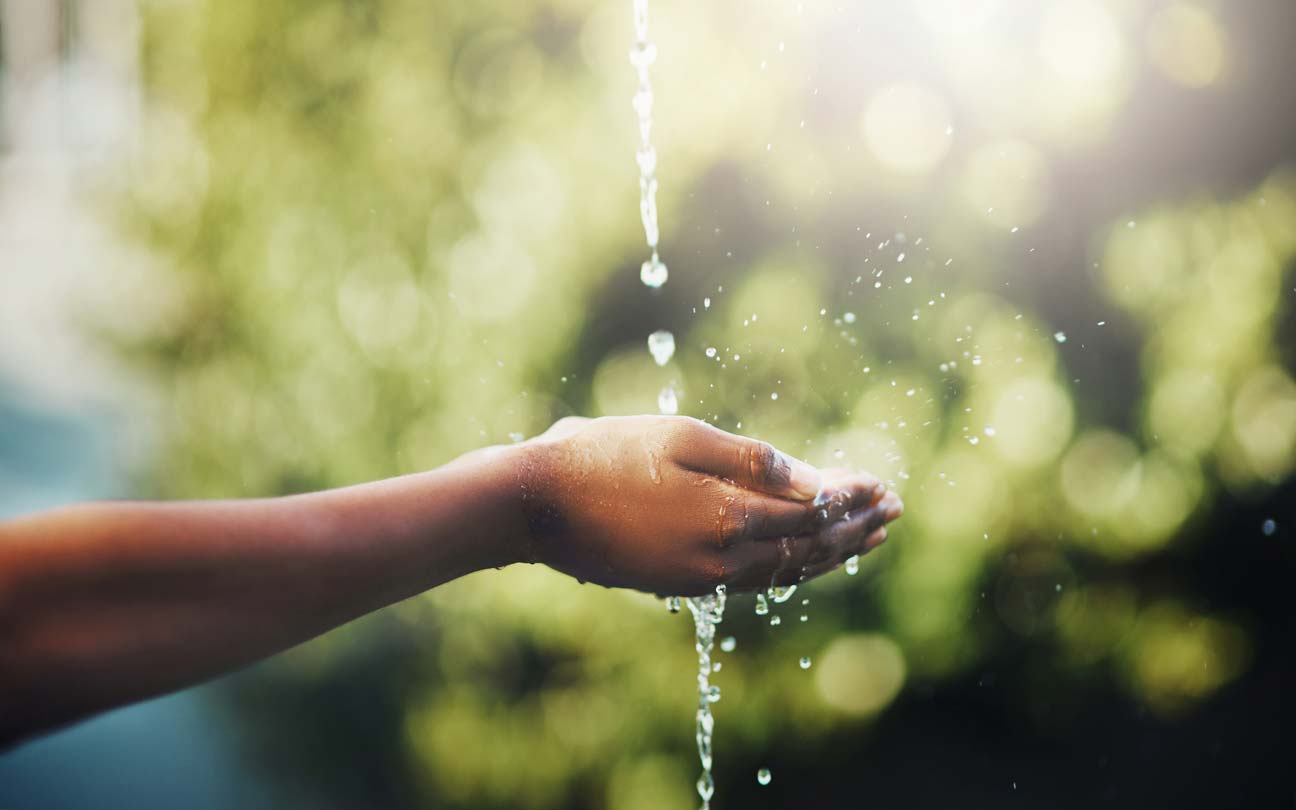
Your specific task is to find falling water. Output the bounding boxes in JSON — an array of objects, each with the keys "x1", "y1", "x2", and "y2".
[
  {"x1": 629, "y1": 2, "x2": 727, "y2": 807},
  {"x1": 631, "y1": 0, "x2": 666, "y2": 291},
  {"x1": 686, "y1": 585, "x2": 727, "y2": 809}
]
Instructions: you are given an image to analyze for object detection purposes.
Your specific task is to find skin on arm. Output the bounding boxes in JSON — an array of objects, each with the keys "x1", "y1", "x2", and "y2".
[{"x1": 0, "y1": 415, "x2": 902, "y2": 746}]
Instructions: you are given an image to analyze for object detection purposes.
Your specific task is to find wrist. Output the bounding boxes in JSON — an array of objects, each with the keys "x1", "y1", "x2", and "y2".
[{"x1": 452, "y1": 441, "x2": 546, "y2": 571}]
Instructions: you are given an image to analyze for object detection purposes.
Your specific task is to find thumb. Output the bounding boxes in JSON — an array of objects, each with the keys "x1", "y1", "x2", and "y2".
[{"x1": 675, "y1": 420, "x2": 821, "y2": 500}]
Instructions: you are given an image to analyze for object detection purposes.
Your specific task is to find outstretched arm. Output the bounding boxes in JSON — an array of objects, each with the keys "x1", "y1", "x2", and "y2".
[{"x1": 0, "y1": 415, "x2": 902, "y2": 746}]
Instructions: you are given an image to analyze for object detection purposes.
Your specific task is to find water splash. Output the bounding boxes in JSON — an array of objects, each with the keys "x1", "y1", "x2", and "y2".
[
  {"x1": 686, "y1": 585, "x2": 727, "y2": 810},
  {"x1": 768, "y1": 584, "x2": 797, "y2": 603}
]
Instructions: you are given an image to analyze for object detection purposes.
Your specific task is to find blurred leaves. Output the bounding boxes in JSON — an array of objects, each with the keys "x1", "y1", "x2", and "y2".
[{"x1": 104, "y1": 0, "x2": 1293, "y2": 806}]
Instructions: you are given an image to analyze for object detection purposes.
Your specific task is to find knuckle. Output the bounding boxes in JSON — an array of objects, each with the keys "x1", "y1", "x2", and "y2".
[
  {"x1": 746, "y1": 442, "x2": 778, "y2": 486},
  {"x1": 655, "y1": 416, "x2": 697, "y2": 446},
  {"x1": 715, "y1": 501, "x2": 751, "y2": 549},
  {"x1": 696, "y1": 557, "x2": 729, "y2": 589}
]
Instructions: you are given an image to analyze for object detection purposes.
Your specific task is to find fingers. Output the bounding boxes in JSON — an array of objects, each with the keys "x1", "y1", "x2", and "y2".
[
  {"x1": 724, "y1": 533, "x2": 819, "y2": 590},
  {"x1": 800, "y1": 527, "x2": 889, "y2": 580},
  {"x1": 722, "y1": 490, "x2": 904, "y2": 590},
  {"x1": 815, "y1": 471, "x2": 887, "y2": 522},
  {"x1": 674, "y1": 420, "x2": 821, "y2": 501},
  {"x1": 725, "y1": 493, "x2": 818, "y2": 544}
]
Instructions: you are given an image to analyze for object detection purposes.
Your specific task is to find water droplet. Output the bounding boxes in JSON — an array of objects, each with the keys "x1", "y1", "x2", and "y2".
[
  {"x1": 799, "y1": 656, "x2": 812, "y2": 669},
  {"x1": 666, "y1": 596, "x2": 681, "y2": 613},
  {"x1": 754, "y1": 593, "x2": 769, "y2": 615},
  {"x1": 768, "y1": 585, "x2": 797, "y2": 603},
  {"x1": 757, "y1": 768, "x2": 772, "y2": 786},
  {"x1": 720, "y1": 636, "x2": 736, "y2": 652},
  {"x1": 799, "y1": 614, "x2": 808, "y2": 622},
  {"x1": 769, "y1": 615, "x2": 782, "y2": 626},
  {"x1": 705, "y1": 346, "x2": 717, "y2": 358},
  {"x1": 640, "y1": 256, "x2": 669, "y2": 288},
  {"x1": 697, "y1": 771, "x2": 715, "y2": 802},
  {"x1": 629, "y1": 41, "x2": 657, "y2": 68},
  {"x1": 1263, "y1": 519, "x2": 1277, "y2": 536},
  {"x1": 833, "y1": 449, "x2": 845, "y2": 460},
  {"x1": 647, "y1": 329, "x2": 675, "y2": 366},
  {"x1": 1053, "y1": 331, "x2": 1067, "y2": 343},
  {"x1": 770, "y1": 392, "x2": 779, "y2": 400},
  {"x1": 897, "y1": 252, "x2": 906, "y2": 263},
  {"x1": 707, "y1": 685, "x2": 722, "y2": 703},
  {"x1": 657, "y1": 385, "x2": 679, "y2": 415},
  {"x1": 508, "y1": 432, "x2": 525, "y2": 443},
  {"x1": 703, "y1": 296, "x2": 711, "y2": 309},
  {"x1": 843, "y1": 311, "x2": 856, "y2": 324},
  {"x1": 845, "y1": 555, "x2": 860, "y2": 575}
]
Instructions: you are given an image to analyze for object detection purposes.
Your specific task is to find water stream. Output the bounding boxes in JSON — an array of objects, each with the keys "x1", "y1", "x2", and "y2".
[{"x1": 629, "y1": 2, "x2": 728, "y2": 805}]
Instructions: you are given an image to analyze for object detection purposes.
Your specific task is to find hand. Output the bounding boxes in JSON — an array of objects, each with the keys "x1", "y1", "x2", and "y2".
[{"x1": 517, "y1": 416, "x2": 903, "y2": 596}]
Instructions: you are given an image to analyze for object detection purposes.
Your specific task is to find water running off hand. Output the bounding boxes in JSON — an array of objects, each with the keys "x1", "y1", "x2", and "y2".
[{"x1": 629, "y1": 2, "x2": 724, "y2": 806}]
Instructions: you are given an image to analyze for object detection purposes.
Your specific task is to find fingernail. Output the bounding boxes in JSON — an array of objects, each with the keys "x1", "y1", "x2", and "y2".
[
  {"x1": 885, "y1": 498, "x2": 905, "y2": 521},
  {"x1": 783, "y1": 453, "x2": 822, "y2": 499}
]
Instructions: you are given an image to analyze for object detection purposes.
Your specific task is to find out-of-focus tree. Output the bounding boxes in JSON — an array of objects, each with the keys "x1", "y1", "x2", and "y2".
[{"x1": 104, "y1": 0, "x2": 1294, "y2": 806}]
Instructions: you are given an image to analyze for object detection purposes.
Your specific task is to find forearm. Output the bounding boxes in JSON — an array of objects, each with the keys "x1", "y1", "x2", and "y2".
[{"x1": 0, "y1": 445, "x2": 531, "y2": 745}]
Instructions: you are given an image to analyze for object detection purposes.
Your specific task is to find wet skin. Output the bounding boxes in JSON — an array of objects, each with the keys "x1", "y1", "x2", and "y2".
[
  {"x1": 516, "y1": 416, "x2": 902, "y2": 595},
  {"x1": 0, "y1": 415, "x2": 902, "y2": 745}
]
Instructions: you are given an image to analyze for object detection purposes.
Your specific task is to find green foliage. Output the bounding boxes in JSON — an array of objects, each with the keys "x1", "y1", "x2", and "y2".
[{"x1": 110, "y1": 0, "x2": 1294, "y2": 806}]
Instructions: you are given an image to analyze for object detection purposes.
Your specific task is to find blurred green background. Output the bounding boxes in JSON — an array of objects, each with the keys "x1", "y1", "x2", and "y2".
[{"x1": 3, "y1": 0, "x2": 1295, "y2": 807}]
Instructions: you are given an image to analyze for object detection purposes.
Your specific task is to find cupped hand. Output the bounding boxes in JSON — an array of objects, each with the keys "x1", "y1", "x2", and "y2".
[{"x1": 518, "y1": 415, "x2": 903, "y2": 596}]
